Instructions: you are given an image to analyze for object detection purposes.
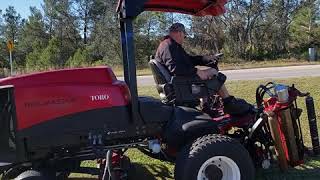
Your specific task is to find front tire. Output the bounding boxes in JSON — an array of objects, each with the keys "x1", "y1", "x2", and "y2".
[{"x1": 174, "y1": 134, "x2": 255, "y2": 180}]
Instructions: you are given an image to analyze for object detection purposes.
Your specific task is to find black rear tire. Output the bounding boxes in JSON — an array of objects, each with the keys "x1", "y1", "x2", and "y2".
[{"x1": 174, "y1": 134, "x2": 255, "y2": 180}]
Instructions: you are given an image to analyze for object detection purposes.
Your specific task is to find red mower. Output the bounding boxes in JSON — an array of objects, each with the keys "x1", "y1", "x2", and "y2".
[{"x1": 0, "y1": 0, "x2": 319, "y2": 180}]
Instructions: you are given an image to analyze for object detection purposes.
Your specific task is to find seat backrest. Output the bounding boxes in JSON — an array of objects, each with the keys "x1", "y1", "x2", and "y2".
[
  {"x1": 148, "y1": 59, "x2": 172, "y2": 84},
  {"x1": 149, "y1": 59, "x2": 175, "y2": 104}
]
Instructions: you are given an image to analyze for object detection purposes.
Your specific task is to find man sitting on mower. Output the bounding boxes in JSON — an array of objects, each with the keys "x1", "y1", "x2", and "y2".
[{"x1": 155, "y1": 23, "x2": 251, "y2": 115}]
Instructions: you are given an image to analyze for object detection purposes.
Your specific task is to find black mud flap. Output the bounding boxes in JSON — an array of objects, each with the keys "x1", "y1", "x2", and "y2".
[{"x1": 164, "y1": 106, "x2": 219, "y2": 149}]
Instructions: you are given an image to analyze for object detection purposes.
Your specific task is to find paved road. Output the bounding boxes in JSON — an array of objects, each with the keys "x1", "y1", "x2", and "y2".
[{"x1": 119, "y1": 65, "x2": 320, "y2": 86}]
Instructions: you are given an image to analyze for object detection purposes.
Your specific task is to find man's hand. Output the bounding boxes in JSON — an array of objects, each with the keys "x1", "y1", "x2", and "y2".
[
  {"x1": 202, "y1": 55, "x2": 218, "y2": 64},
  {"x1": 197, "y1": 69, "x2": 209, "y2": 80},
  {"x1": 202, "y1": 55, "x2": 219, "y2": 70},
  {"x1": 197, "y1": 68, "x2": 218, "y2": 80}
]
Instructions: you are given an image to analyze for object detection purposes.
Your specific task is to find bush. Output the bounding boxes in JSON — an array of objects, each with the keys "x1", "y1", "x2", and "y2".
[{"x1": 66, "y1": 48, "x2": 90, "y2": 68}]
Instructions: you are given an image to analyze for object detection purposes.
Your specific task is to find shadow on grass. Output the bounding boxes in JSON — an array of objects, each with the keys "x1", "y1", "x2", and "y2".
[
  {"x1": 129, "y1": 162, "x2": 173, "y2": 180},
  {"x1": 68, "y1": 155, "x2": 319, "y2": 179},
  {"x1": 256, "y1": 156, "x2": 320, "y2": 180}
]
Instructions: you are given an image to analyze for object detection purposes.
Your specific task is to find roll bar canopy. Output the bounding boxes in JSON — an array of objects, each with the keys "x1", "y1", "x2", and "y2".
[{"x1": 117, "y1": 0, "x2": 227, "y2": 18}]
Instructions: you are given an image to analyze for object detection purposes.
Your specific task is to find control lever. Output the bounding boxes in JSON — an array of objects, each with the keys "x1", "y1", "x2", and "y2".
[{"x1": 215, "y1": 53, "x2": 224, "y2": 59}]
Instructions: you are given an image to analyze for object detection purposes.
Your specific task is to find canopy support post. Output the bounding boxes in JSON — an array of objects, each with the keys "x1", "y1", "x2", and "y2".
[
  {"x1": 119, "y1": 15, "x2": 144, "y2": 124},
  {"x1": 120, "y1": 20, "x2": 129, "y2": 84}
]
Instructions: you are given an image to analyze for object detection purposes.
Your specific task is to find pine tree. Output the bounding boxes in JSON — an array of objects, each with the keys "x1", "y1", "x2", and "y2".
[
  {"x1": 26, "y1": 41, "x2": 44, "y2": 71},
  {"x1": 39, "y1": 37, "x2": 61, "y2": 70},
  {"x1": 0, "y1": 10, "x2": 8, "y2": 69},
  {"x1": 42, "y1": 0, "x2": 80, "y2": 67},
  {"x1": 88, "y1": 0, "x2": 121, "y2": 64},
  {"x1": 19, "y1": 7, "x2": 49, "y2": 70},
  {"x1": 2, "y1": 6, "x2": 27, "y2": 68},
  {"x1": 73, "y1": 0, "x2": 95, "y2": 44},
  {"x1": 289, "y1": 0, "x2": 320, "y2": 55},
  {"x1": 2, "y1": 6, "x2": 22, "y2": 42}
]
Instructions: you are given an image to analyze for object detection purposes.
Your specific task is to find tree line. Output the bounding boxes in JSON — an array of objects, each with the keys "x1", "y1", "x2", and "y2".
[{"x1": 0, "y1": 0, "x2": 319, "y2": 73}]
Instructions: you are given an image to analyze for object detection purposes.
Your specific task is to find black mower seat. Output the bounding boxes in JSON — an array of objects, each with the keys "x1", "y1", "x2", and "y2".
[
  {"x1": 138, "y1": 96, "x2": 173, "y2": 123},
  {"x1": 164, "y1": 106, "x2": 220, "y2": 148}
]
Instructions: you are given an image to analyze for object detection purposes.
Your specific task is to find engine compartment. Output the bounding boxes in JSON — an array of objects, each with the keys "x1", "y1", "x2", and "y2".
[{"x1": 0, "y1": 67, "x2": 171, "y2": 164}]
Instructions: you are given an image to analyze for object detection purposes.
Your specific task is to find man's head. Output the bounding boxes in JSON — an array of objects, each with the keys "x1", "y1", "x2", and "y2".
[{"x1": 169, "y1": 23, "x2": 186, "y2": 44}]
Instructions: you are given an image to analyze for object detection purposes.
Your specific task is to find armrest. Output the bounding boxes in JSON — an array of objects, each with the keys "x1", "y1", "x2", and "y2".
[{"x1": 155, "y1": 83, "x2": 175, "y2": 104}]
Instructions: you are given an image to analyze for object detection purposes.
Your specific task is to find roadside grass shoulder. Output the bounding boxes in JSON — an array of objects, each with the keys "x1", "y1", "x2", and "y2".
[
  {"x1": 219, "y1": 59, "x2": 320, "y2": 71},
  {"x1": 112, "y1": 60, "x2": 320, "y2": 76}
]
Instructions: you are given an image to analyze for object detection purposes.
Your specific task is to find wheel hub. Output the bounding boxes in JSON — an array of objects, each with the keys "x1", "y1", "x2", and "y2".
[
  {"x1": 205, "y1": 165, "x2": 223, "y2": 180},
  {"x1": 197, "y1": 156, "x2": 240, "y2": 180}
]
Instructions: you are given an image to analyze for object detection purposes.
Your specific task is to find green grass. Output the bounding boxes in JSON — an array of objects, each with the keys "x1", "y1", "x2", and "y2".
[
  {"x1": 73, "y1": 77, "x2": 320, "y2": 179},
  {"x1": 218, "y1": 59, "x2": 320, "y2": 71},
  {"x1": 111, "y1": 66, "x2": 152, "y2": 77},
  {"x1": 111, "y1": 59, "x2": 320, "y2": 76}
]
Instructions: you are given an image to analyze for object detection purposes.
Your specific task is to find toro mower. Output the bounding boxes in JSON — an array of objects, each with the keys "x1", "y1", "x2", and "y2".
[{"x1": 0, "y1": 0, "x2": 319, "y2": 180}]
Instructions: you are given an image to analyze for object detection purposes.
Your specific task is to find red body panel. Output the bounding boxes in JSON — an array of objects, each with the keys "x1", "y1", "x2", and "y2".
[
  {"x1": 0, "y1": 67, "x2": 130, "y2": 130},
  {"x1": 144, "y1": 0, "x2": 227, "y2": 16}
]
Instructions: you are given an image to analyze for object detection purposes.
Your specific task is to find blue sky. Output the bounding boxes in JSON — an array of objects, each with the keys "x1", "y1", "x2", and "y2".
[{"x1": 0, "y1": 0, "x2": 42, "y2": 19}]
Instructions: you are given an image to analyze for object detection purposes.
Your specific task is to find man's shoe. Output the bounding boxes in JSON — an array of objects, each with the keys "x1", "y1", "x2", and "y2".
[{"x1": 223, "y1": 96, "x2": 252, "y2": 116}]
